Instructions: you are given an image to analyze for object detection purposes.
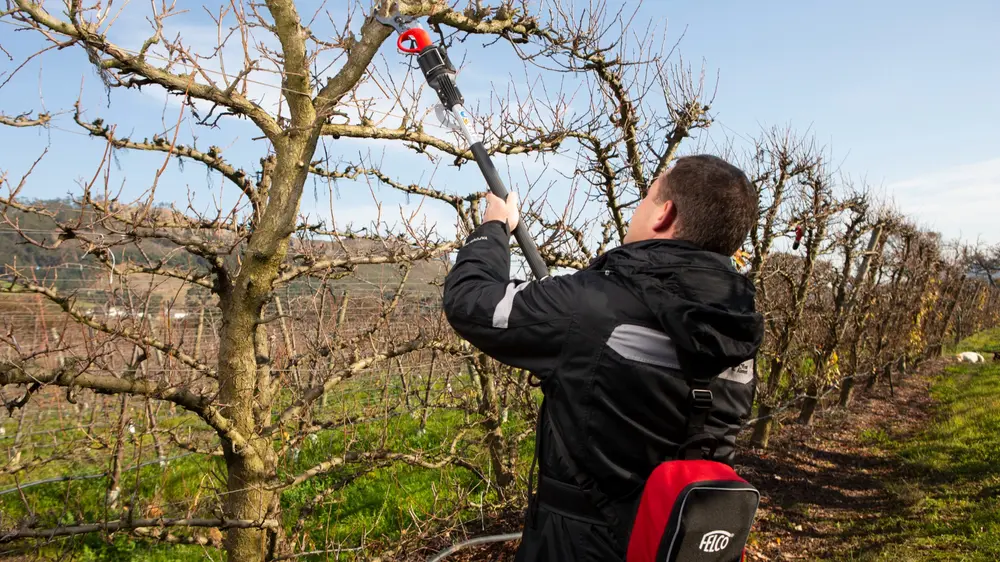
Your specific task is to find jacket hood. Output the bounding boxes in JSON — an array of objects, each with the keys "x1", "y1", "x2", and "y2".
[{"x1": 589, "y1": 239, "x2": 764, "y2": 378}]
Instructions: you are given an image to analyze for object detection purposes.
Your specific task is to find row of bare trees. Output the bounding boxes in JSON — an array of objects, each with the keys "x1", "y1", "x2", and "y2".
[
  {"x1": 741, "y1": 127, "x2": 999, "y2": 448},
  {"x1": 0, "y1": 1, "x2": 997, "y2": 560}
]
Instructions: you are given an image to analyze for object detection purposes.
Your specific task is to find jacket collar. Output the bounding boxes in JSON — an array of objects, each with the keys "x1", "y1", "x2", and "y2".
[{"x1": 587, "y1": 238, "x2": 732, "y2": 273}]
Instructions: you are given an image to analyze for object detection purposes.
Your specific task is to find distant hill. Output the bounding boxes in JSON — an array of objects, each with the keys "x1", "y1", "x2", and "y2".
[
  {"x1": 0, "y1": 199, "x2": 449, "y2": 306},
  {"x1": 0, "y1": 198, "x2": 208, "y2": 271}
]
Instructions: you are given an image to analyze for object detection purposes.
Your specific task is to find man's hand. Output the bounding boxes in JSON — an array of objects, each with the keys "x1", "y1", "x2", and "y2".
[{"x1": 483, "y1": 191, "x2": 520, "y2": 234}]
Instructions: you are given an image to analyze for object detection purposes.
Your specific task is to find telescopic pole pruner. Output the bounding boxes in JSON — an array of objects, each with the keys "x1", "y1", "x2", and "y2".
[{"x1": 375, "y1": 8, "x2": 550, "y2": 281}]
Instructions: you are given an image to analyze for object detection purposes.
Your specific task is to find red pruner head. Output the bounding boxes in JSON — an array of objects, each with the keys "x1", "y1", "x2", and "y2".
[
  {"x1": 375, "y1": 10, "x2": 434, "y2": 54},
  {"x1": 398, "y1": 28, "x2": 433, "y2": 53}
]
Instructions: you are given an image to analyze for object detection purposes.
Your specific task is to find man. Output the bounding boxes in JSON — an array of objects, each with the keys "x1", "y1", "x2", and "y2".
[{"x1": 442, "y1": 154, "x2": 764, "y2": 561}]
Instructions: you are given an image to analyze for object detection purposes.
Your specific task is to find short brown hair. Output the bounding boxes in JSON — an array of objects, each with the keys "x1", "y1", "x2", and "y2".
[{"x1": 654, "y1": 154, "x2": 756, "y2": 256}]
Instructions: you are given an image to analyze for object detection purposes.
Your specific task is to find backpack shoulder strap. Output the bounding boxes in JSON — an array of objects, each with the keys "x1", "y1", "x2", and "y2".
[{"x1": 676, "y1": 375, "x2": 720, "y2": 460}]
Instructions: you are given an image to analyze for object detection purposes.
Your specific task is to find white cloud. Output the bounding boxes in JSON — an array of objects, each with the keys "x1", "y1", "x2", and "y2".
[{"x1": 883, "y1": 157, "x2": 1000, "y2": 244}]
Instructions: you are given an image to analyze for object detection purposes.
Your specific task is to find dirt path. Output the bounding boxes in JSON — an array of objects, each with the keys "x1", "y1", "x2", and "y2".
[
  {"x1": 414, "y1": 362, "x2": 943, "y2": 561},
  {"x1": 739, "y1": 364, "x2": 939, "y2": 560}
]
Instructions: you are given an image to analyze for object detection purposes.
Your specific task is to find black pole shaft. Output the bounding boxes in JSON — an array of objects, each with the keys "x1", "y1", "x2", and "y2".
[
  {"x1": 470, "y1": 142, "x2": 549, "y2": 280},
  {"x1": 412, "y1": 41, "x2": 549, "y2": 280}
]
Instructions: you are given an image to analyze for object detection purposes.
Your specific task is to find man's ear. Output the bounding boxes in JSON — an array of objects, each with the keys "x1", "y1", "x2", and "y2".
[{"x1": 651, "y1": 200, "x2": 677, "y2": 234}]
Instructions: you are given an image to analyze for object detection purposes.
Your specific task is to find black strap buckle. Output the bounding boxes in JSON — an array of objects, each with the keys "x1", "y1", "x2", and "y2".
[
  {"x1": 683, "y1": 384, "x2": 715, "y2": 451},
  {"x1": 677, "y1": 432, "x2": 720, "y2": 460},
  {"x1": 582, "y1": 483, "x2": 620, "y2": 527},
  {"x1": 689, "y1": 388, "x2": 714, "y2": 410}
]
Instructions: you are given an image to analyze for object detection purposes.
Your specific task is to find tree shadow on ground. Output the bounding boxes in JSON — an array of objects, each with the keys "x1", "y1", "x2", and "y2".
[
  {"x1": 741, "y1": 363, "x2": 1000, "y2": 561},
  {"x1": 734, "y1": 376, "x2": 942, "y2": 560}
]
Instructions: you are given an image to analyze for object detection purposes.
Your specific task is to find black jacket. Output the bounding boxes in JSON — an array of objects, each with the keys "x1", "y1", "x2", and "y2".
[{"x1": 443, "y1": 220, "x2": 764, "y2": 561}]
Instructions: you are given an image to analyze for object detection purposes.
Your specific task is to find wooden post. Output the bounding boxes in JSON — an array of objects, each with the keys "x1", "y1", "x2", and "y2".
[
  {"x1": 193, "y1": 308, "x2": 206, "y2": 359},
  {"x1": 274, "y1": 295, "x2": 299, "y2": 388},
  {"x1": 322, "y1": 290, "x2": 349, "y2": 409}
]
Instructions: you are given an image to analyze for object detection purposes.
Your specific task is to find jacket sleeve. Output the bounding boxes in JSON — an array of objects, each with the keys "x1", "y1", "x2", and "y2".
[{"x1": 442, "y1": 220, "x2": 579, "y2": 378}]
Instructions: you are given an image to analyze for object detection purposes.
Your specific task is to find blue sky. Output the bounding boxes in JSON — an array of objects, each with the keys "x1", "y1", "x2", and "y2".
[{"x1": 1, "y1": 0, "x2": 998, "y2": 249}]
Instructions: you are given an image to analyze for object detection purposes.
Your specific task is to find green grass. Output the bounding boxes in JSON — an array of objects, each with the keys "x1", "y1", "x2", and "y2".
[
  {"x1": 1, "y1": 387, "x2": 537, "y2": 561},
  {"x1": 951, "y1": 329, "x2": 1000, "y2": 354},
  {"x1": 851, "y1": 328, "x2": 1000, "y2": 561}
]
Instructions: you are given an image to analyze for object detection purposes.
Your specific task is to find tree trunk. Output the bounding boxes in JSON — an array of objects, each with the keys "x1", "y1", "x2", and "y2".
[
  {"x1": 838, "y1": 375, "x2": 856, "y2": 408},
  {"x1": 864, "y1": 365, "x2": 879, "y2": 392},
  {"x1": 797, "y1": 383, "x2": 820, "y2": 425},
  {"x1": 840, "y1": 323, "x2": 863, "y2": 409},
  {"x1": 223, "y1": 441, "x2": 278, "y2": 561},
  {"x1": 866, "y1": 362, "x2": 890, "y2": 393},
  {"x1": 474, "y1": 358, "x2": 514, "y2": 491},
  {"x1": 750, "y1": 358, "x2": 788, "y2": 450},
  {"x1": 275, "y1": 295, "x2": 299, "y2": 387},
  {"x1": 107, "y1": 395, "x2": 129, "y2": 510},
  {"x1": 212, "y1": 120, "x2": 318, "y2": 561},
  {"x1": 887, "y1": 364, "x2": 895, "y2": 397},
  {"x1": 419, "y1": 351, "x2": 437, "y2": 433},
  {"x1": 755, "y1": 209, "x2": 829, "y2": 444},
  {"x1": 217, "y1": 267, "x2": 286, "y2": 560},
  {"x1": 954, "y1": 310, "x2": 963, "y2": 345},
  {"x1": 218, "y1": 304, "x2": 280, "y2": 561},
  {"x1": 750, "y1": 405, "x2": 775, "y2": 448}
]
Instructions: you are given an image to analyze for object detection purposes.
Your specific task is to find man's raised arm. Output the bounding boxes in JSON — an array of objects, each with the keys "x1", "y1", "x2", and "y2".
[{"x1": 442, "y1": 194, "x2": 580, "y2": 378}]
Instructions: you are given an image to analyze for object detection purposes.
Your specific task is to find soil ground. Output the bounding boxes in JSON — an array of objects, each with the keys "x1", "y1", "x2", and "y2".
[{"x1": 739, "y1": 367, "x2": 938, "y2": 560}]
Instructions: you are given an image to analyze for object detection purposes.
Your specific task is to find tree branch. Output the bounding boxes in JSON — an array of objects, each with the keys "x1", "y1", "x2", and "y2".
[
  {"x1": 272, "y1": 337, "x2": 464, "y2": 432},
  {"x1": 0, "y1": 518, "x2": 279, "y2": 543},
  {"x1": 275, "y1": 242, "x2": 457, "y2": 285},
  {"x1": 424, "y1": 4, "x2": 555, "y2": 44},
  {"x1": 0, "y1": 280, "x2": 212, "y2": 374},
  {"x1": 0, "y1": 112, "x2": 51, "y2": 127},
  {"x1": 10, "y1": 0, "x2": 282, "y2": 140},
  {"x1": 264, "y1": 0, "x2": 314, "y2": 123},
  {"x1": 0, "y1": 362, "x2": 249, "y2": 453},
  {"x1": 274, "y1": 429, "x2": 470, "y2": 490},
  {"x1": 313, "y1": 11, "x2": 392, "y2": 116},
  {"x1": 321, "y1": 122, "x2": 568, "y2": 160},
  {"x1": 103, "y1": 260, "x2": 215, "y2": 291},
  {"x1": 74, "y1": 110, "x2": 258, "y2": 213}
]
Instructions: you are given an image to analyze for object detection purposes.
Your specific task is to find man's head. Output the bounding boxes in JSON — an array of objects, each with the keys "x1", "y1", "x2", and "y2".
[{"x1": 622, "y1": 154, "x2": 757, "y2": 256}]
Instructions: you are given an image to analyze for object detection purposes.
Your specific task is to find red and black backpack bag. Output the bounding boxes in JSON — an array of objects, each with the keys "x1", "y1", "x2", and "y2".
[{"x1": 536, "y1": 370, "x2": 761, "y2": 562}]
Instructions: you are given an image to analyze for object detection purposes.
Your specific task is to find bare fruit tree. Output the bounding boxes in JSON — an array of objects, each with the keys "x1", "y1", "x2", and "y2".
[
  {"x1": 0, "y1": 1, "x2": 722, "y2": 559},
  {"x1": 2, "y1": 1, "x2": 998, "y2": 561}
]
